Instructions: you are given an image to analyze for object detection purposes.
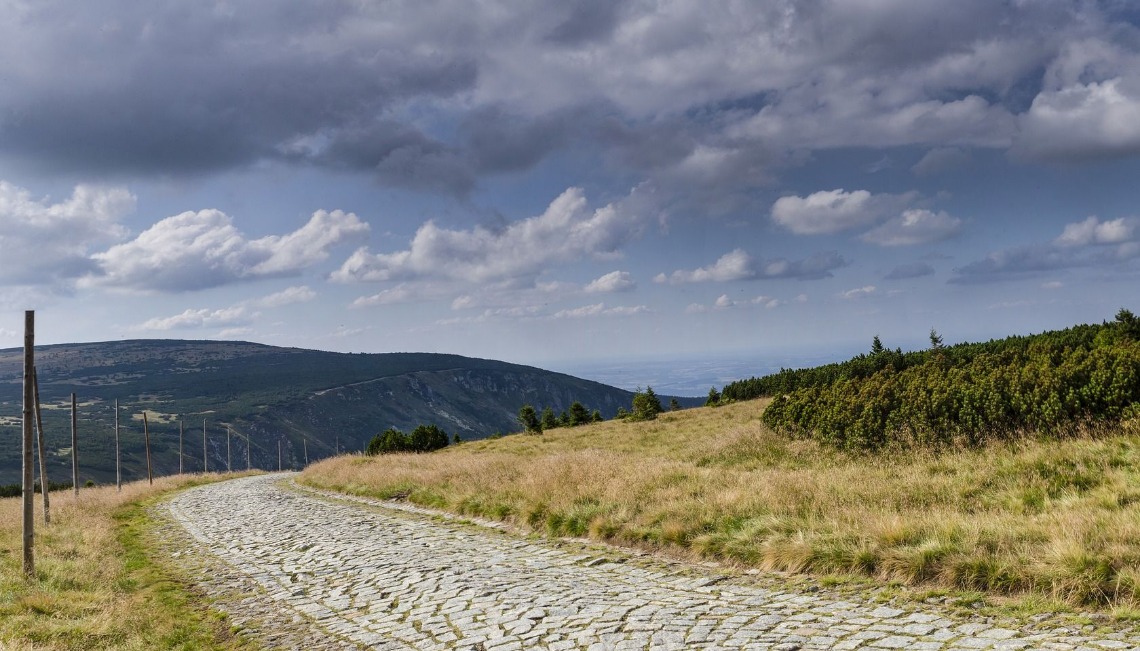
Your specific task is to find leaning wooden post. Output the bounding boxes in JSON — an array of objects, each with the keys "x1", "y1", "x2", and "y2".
[
  {"x1": 71, "y1": 393, "x2": 78, "y2": 498},
  {"x1": 22, "y1": 310, "x2": 35, "y2": 579},
  {"x1": 143, "y1": 412, "x2": 153, "y2": 485},
  {"x1": 32, "y1": 367, "x2": 50, "y2": 525},
  {"x1": 245, "y1": 430, "x2": 250, "y2": 471},
  {"x1": 179, "y1": 419, "x2": 184, "y2": 474},
  {"x1": 226, "y1": 426, "x2": 232, "y2": 472},
  {"x1": 303, "y1": 437, "x2": 308, "y2": 466},
  {"x1": 202, "y1": 419, "x2": 207, "y2": 472},
  {"x1": 114, "y1": 400, "x2": 121, "y2": 492}
]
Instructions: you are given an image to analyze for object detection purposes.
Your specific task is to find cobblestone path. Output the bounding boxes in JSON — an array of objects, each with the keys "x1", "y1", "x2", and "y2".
[{"x1": 163, "y1": 474, "x2": 1138, "y2": 650}]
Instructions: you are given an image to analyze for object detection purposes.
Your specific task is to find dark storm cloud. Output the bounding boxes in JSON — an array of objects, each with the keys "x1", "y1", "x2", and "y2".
[
  {"x1": 544, "y1": 0, "x2": 626, "y2": 46},
  {"x1": 0, "y1": 0, "x2": 477, "y2": 180},
  {"x1": 1, "y1": 1, "x2": 1138, "y2": 195},
  {"x1": 461, "y1": 107, "x2": 587, "y2": 173}
]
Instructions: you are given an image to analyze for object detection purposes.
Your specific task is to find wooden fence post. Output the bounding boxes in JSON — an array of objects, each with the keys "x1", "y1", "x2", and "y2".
[
  {"x1": 227, "y1": 426, "x2": 232, "y2": 472},
  {"x1": 245, "y1": 430, "x2": 250, "y2": 471},
  {"x1": 115, "y1": 400, "x2": 121, "y2": 492},
  {"x1": 202, "y1": 419, "x2": 207, "y2": 473},
  {"x1": 32, "y1": 367, "x2": 50, "y2": 525},
  {"x1": 179, "y1": 419, "x2": 184, "y2": 474},
  {"x1": 278, "y1": 438, "x2": 282, "y2": 471},
  {"x1": 22, "y1": 310, "x2": 34, "y2": 579},
  {"x1": 304, "y1": 437, "x2": 308, "y2": 466},
  {"x1": 71, "y1": 393, "x2": 78, "y2": 498},
  {"x1": 143, "y1": 412, "x2": 152, "y2": 485}
]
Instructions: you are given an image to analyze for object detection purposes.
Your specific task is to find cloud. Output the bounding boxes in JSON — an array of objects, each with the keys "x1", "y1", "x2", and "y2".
[
  {"x1": 759, "y1": 251, "x2": 849, "y2": 280},
  {"x1": 550, "y1": 303, "x2": 648, "y2": 319},
  {"x1": 332, "y1": 185, "x2": 657, "y2": 285},
  {"x1": 751, "y1": 296, "x2": 784, "y2": 309},
  {"x1": 884, "y1": 262, "x2": 936, "y2": 280},
  {"x1": 686, "y1": 292, "x2": 790, "y2": 313},
  {"x1": 0, "y1": 182, "x2": 135, "y2": 286},
  {"x1": 771, "y1": 189, "x2": 915, "y2": 235},
  {"x1": 1014, "y1": 76, "x2": 1140, "y2": 161},
  {"x1": 912, "y1": 147, "x2": 971, "y2": 176},
  {"x1": 662, "y1": 249, "x2": 848, "y2": 283},
  {"x1": 660, "y1": 249, "x2": 755, "y2": 283},
  {"x1": 714, "y1": 294, "x2": 735, "y2": 309},
  {"x1": 254, "y1": 285, "x2": 317, "y2": 308},
  {"x1": 350, "y1": 285, "x2": 418, "y2": 308},
  {"x1": 137, "y1": 306, "x2": 254, "y2": 331},
  {"x1": 134, "y1": 285, "x2": 318, "y2": 332},
  {"x1": 451, "y1": 295, "x2": 477, "y2": 310},
  {"x1": 861, "y1": 209, "x2": 963, "y2": 246},
  {"x1": 951, "y1": 214, "x2": 1140, "y2": 283},
  {"x1": 1054, "y1": 216, "x2": 1135, "y2": 247},
  {"x1": 0, "y1": 1, "x2": 1121, "y2": 200},
  {"x1": 85, "y1": 209, "x2": 368, "y2": 292},
  {"x1": 839, "y1": 285, "x2": 877, "y2": 300},
  {"x1": 584, "y1": 270, "x2": 635, "y2": 293}
]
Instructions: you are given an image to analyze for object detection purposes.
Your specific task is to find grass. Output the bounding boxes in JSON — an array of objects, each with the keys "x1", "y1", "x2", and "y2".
[
  {"x1": 301, "y1": 400, "x2": 1140, "y2": 616},
  {"x1": 0, "y1": 474, "x2": 253, "y2": 650}
]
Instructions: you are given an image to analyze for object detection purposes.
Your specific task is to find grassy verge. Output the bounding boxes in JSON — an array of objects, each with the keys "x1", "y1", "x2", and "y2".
[
  {"x1": 0, "y1": 474, "x2": 252, "y2": 650},
  {"x1": 301, "y1": 401, "x2": 1140, "y2": 617}
]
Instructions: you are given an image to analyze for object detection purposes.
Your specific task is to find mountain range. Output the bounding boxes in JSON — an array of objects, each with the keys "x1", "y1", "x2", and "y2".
[{"x1": 0, "y1": 340, "x2": 699, "y2": 486}]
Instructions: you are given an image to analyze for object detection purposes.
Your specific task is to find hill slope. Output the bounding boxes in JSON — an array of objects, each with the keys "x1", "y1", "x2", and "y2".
[{"x1": 0, "y1": 340, "x2": 696, "y2": 485}]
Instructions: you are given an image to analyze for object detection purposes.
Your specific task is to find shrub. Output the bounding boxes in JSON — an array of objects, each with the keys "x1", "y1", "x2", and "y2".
[{"x1": 629, "y1": 386, "x2": 663, "y2": 421}]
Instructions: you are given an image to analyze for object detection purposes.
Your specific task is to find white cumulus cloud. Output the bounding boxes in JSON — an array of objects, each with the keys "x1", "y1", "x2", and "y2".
[
  {"x1": 839, "y1": 285, "x2": 878, "y2": 300},
  {"x1": 662, "y1": 249, "x2": 847, "y2": 283},
  {"x1": 1055, "y1": 216, "x2": 1135, "y2": 247},
  {"x1": 332, "y1": 185, "x2": 657, "y2": 285},
  {"x1": 661, "y1": 249, "x2": 756, "y2": 283},
  {"x1": 584, "y1": 270, "x2": 635, "y2": 293},
  {"x1": 138, "y1": 306, "x2": 255, "y2": 331},
  {"x1": 861, "y1": 209, "x2": 963, "y2": 246},
  {"x1": 0, "y1": 182, "x2": 135, "y2": 286},
  {"x1": 86, "y1": 209, "x2": 368, "y2": 292},
  {"x1": 771, "y1": 189, "x2": 916, "y2": 235}
]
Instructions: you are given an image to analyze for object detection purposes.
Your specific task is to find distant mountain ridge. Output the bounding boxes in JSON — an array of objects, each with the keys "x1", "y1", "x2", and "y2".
[{"x1": 0, "y1": 339, "x2": 700, "y2": 485}]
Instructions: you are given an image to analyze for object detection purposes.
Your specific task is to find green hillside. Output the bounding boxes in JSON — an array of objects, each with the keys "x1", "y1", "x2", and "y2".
[{"x1": 0, "y1": 340, "x2": 696, "y2": 485}]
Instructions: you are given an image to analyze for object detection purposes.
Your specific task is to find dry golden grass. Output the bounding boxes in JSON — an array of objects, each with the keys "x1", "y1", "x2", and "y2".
[
  {"x1": 0, "y1": 475, "x2": 249, "y2": 650},
  {"x1": 302, "y1": 401, "x2": 1140, "y2": 613}
]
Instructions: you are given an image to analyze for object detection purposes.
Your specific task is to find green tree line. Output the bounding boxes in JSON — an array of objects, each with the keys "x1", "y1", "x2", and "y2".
[
  {"x1": 721, "y1": 310, "x2": 1140, "y2": 449},
  {"x1": 366, "y1": 424, "x2": 451, "y2": 455}
]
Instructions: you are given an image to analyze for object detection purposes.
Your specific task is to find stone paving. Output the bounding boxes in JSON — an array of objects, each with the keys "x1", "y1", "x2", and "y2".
[{"x1": 161, "y1": 473, "x2": 1139, "y2": 650}]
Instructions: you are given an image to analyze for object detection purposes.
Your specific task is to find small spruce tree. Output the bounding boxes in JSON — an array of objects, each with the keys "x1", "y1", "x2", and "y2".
[
  {"x1": 706, "y1": 386, "x2": 721, "y2": 406},
  {"x1": 517, "y1": 404, "x2": 541, "y2": 434},
  {"x1": 631, "y1": 386, "x2": 663, "y2": 421},
  {"x1": 871, "y1": 335, "x2": 885, "y2": 355},
  {"x1": 929, "y1": 328, "x2": 943, "y2": 349},
  {"x1": 541, "y1": 406, "x2": 559, "y2": 430},
  {"x1": 568, "y1": 401, "x2": 591, "y2": 426}
]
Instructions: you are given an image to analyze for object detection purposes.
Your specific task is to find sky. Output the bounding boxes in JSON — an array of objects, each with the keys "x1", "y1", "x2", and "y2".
[{"x1": 1, "y1": 1, "x2": 1139, "y2": 390}]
